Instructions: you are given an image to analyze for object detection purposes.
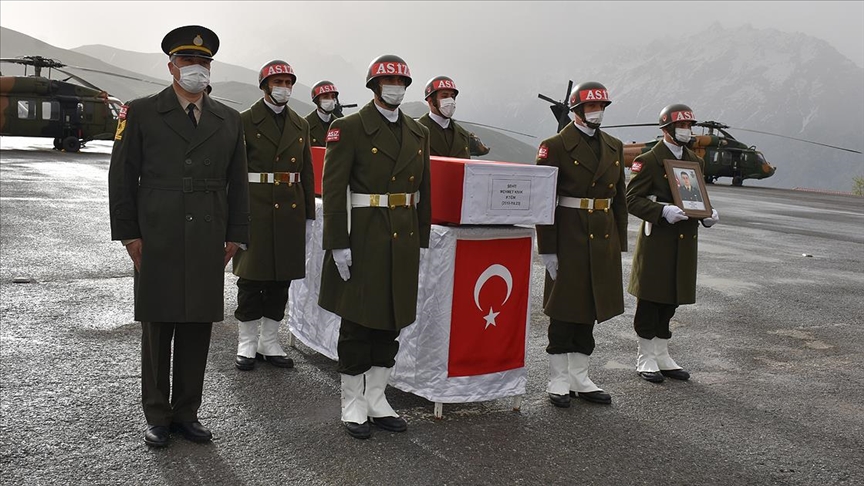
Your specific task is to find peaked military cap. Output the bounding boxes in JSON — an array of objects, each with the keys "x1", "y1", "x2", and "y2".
[{"x1": 161, "y1": 25, "x2": 219, "y2": 60}]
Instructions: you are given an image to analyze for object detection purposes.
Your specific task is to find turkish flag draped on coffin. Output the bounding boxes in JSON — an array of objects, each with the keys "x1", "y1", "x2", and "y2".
[{"x1": 448, "y1": 237, "x2": 532, "y2": 377}]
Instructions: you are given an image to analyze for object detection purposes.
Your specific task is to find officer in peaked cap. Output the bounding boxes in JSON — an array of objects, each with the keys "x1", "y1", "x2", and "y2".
[
  {"x1": 109, "y1": 24, "x2": 249, "y2": 448},
  {"x1": 161, "y1": 25, "x2": 219, "y2": 59}
]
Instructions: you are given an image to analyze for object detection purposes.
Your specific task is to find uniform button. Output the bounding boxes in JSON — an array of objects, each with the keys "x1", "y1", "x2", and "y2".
[
  {"x1": 185, "y1": 214, "x2": 193, "y2": 221},
  {"x1": 604, "y1": 234, "x2": 609, "y2": 239},
  {"x1": 679, "y1": 234, "x2": 684, "y2": 239},
  {"x1": 574, "y1": 160, "x2": 579, "y2": 165},
  {"x1": 410, "y1": 231, "x2": 414, "y2": 236},
  {"x1": 464, "y1": 146, "x2": 468, "y2": 151},
  {"x1": 256, "y1": 133, "x2": 261, "y2": 139},
  {"x1": 604, "y1": 208, "x2": 609, "y2": 213},
  {"x1": 418, "y1": 149, "x2": 422, "y2": 155},
  {"x1": 391, "y1": 176, "x2": 396, "y2": 181},
  {"x1": 312, "y1": 138, "x2": 317, "y2": 143},
  {"x1": 588, "y1": 209, "x2": 594, "y2": 214},
  {"x1": 615, "y1": 160, "x2": 620, "y2": 166},
  {"x1": 205, "y1": 215, "x2": 212, "y2": 222},
  {"x1": 299, "y1": 137, "x2": 303, "y2": 143},
  {"x1": 589, "y1": 234, "x2": 594, "y2": 239},
  {"x1": 393, "y1": 232, "x2": 398, "y2": 239},
  {"x1": 275, "y1": 181, "x2": 280, "y2": 186},
  {"x1": 288, "y1": 182, "x2": 293, "y2": 187},
  {"x1": 204, "y1": 159, "x2": 211, "y2": 166},
  {"x1": 409, "y1": 175, "x2": 415, "y2": 182},
  {"x1": 608, "y1": 183, "x2": 614, "y2": 189},
  {"x1": 389, "y1": 205, "x2": 395, "y2": 209},
  {"x1": 291, "y1": 203, "x2": 297, "y2": 209},
  {"x1": 591, "y1": 182, "x2": 596, "y2": 187},
  {"x1": 276, "y1": 156, "x2": 280, "y2": 162},
  {"x1": 664, "y1": 174, "x2": 668, "y2": 179},
  {"x1": 291, "y1": 157, "x2": 296, "y2": 163},
  {"x1": 185, "y1": 158, "x2": 192, "y2": 165},
  {"x1": 372, "y1": 148, "x2": 378, "y2": 154},
  {"x1": 275, "y1": 203, "x2": 280, "y2": 209},
  {"x1": 693, "y1": 235, "x2": 697, "y2": 239}
]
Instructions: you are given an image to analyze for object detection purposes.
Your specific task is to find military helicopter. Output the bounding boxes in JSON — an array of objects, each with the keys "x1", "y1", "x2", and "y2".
[
  {"x1": 0, "y1": 56, "x2": 129, "y2": 152},
  {"x1": 539, "y1": 81, "x2": 862, "y2": 186}
]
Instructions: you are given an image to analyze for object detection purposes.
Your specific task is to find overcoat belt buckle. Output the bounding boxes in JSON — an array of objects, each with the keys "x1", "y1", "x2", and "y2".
[
  {"x1": 579, "y1": 199, "x2": 590, "y2": 209},
  {"x1": 182, "y1": 177, "x2": 193, "y2": 193},
  {"x1": 595, "y1": 199, "x2": 610, "y2": 210},
  {"x1": 389, "y1": 193, "x2": 407, "y2": 207},
  {"x1": 259, "y1": 173, "x2": 270, "y2": 183},
  {"x1": 369, "y1": 194, "x2": 381, "y2": 207}
]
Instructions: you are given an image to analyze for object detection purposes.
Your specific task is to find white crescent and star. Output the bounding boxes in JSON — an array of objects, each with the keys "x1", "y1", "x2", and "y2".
[{"x1": 473, "y1": 264, "x2": 513, "y2": 329}]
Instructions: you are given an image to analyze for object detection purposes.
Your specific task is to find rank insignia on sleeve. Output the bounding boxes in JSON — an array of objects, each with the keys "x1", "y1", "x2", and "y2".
[
  {"x1": 631, "y1": 161, "x2": 643, "y2": 173},
  {"x1": 326, "y1": 128, "x2": 341, "y2": 142},
  {"x1": 537, "y1": 145, "x2": 548, "y2": 160}
]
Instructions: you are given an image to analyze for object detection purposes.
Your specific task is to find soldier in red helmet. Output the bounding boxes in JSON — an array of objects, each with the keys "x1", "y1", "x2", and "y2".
[
  {"x1": 535, "y1": 81, "x2": 628, "y2": 408},
  {"x1": 306, "y1": 80, "x2": 341, "y2": 147},
  {"x1": 318, "y1": 54, "x2": 431, "y2": 440},
  {"x1": 417, "y1": 75, "x2": 470, "y2": 158},
  {"x1": 231, "y1": 60, "x2": 315, "y2": 372}
]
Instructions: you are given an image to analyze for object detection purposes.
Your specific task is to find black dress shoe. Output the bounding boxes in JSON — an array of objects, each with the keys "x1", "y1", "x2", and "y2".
[
  {"x1": 576, "y1": 390, "x2": 612, "y2": 404},
  {"x1": 170, "y1": 421, "x2": 213, "y2": 443},
  {"x1": 639, "y1": 371, "x2": 665, "y2": 383},
  {"x1": 144, "y1": 425, "x2": 170, "y2": 447},
  {"x1": 548, "y1": 393, "x2": 571, "y2": 408},
  {"x1": 235, "y1": 355, "x2": 255, "y2": 371},
  {"x1": 661, "y1": 368, "x2": 691, "y2": 381},
  {"x1": 343, "y1": 421, "x2": 371, "y2": 439},
  {"x1": 256, "y1": 353, "x2": 294, "y2": 368},
  {"x1": 370, "y1": 415, "x2": 407, "y2": 432}
]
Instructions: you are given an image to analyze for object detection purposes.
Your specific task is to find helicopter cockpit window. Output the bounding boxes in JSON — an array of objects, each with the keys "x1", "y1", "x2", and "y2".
[
  {"x1": 17, "y1": 100, "x2": 36, "y2": 120},
  {"x1": 41, "y1": 101, "x2": 61, "y2": 121}
]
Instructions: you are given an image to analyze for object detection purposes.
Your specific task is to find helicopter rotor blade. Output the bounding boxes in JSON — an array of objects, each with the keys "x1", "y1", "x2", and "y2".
[
  {"x1": 725, "y1": 127, "x2": 862, "y2": 154},
  {"x1": 602, "y1": 123, "x2": 659, "y2": 129},
  {"x1": 53, "y1": 67, "x2": 103, "y2": 90},
  {"x1": 64, "y1": 65, "x2": 167, "y2": 86},
  {"x1": 459, "y1": 121, "x2": 536, "y2": 139}
]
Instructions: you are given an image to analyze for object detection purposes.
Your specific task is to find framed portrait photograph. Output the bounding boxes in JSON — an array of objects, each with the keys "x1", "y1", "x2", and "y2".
[{"x1": 662, "y1": 159, "x2": 713, "y2": 219}]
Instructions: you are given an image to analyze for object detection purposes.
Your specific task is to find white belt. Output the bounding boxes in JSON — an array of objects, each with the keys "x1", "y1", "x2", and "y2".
[
  {"x1": 248, "y1": 172, "x2": 300, "y2": 184},
  {"x1": 351, "y1": 191, "x2": 420, "y2": 208},
  {"x1": 558, "y1": 196, "x2": 613, "y2": 210}
]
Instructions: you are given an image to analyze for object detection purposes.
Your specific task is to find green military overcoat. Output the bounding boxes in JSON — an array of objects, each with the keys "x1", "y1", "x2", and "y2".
[
  {"x1": 535, "y1": 123, "x2": 628, "y2": 324},
  {"x1": 108, "y1": 86, "x2": 249, "y2": 323},
  {"x1": 416, "y1": 113, "x2": 471, "y2": 158},
  {"x1": 232, "y1": 100, "x2": 315, "y2": 281},
  {"x1": 318, "y1": 101, "x2": 431, "y2": 330},
  {"x1": 305, "y1": 109, "x2": 332, "y2": 147},
  {"x1": 627, "y1": 141, "x2": 704, "y2": 305}
]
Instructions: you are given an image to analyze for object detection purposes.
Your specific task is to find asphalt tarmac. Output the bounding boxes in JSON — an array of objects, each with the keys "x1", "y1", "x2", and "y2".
[{"x1": 1, "y1": 138, "x2": 863, "y2": 485}]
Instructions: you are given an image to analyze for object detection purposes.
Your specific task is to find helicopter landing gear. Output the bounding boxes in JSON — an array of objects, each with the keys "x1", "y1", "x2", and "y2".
[
  {"x1": 53, "y1": 137, "x2": 63, "y2": 150},
  {"x1": 732, "y1": 176, "x2": 744, "y2": 187},
  {"x1": 61, "y1": 136, "x2": 81, "y2": 152}
]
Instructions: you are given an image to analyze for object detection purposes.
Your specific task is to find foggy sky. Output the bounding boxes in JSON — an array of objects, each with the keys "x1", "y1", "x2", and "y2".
[{"x1": 2, "y1": 1, "x2": 862, "y2": 77}]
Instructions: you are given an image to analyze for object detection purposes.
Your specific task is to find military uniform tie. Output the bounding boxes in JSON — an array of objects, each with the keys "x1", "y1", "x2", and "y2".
[{"x1": 187, "y1": 103, "x2": 197, "y2": 128}]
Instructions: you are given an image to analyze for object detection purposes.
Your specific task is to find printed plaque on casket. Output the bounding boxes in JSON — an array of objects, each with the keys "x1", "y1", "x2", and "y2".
[{"x1": 429, "y1": 156, "x2": 557, "y2": 225}]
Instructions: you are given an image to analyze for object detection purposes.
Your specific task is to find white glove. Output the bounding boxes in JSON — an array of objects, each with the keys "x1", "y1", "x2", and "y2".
[
  {"x1": 540, "y1": 253, "x2": 558, "y2": 280},
  {"x1": 662, "y1": 205, "x2": 689, "y2": 224},
  {"x1": 702, "y1": 209, "x2": 720, "y2": 228},
  {"x1": 333, "y1": 248, "x2": 352, "y2": 281}
]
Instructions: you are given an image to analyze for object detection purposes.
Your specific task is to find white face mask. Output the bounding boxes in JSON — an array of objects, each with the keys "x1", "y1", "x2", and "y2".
[
  {"x1": 174, "y1": 63, "x2": 210, "y2": 94},
  {"x1": 318, "y1": 98, "x2": 336, "y2": 112},
  {"x1": 438, "y1": 97, "x2": 456, "y2": 118},
  {"x1": 675, "y1": 128, "x2": 692, "y2": 144},
  {"x1": 380, "y1": 84, "x2": 406, "y2": 106},
  {"x1": 584, "y1": 109, "x2": 604, "y2": 126},
  {"x1": 270, "y1": 86, "x2": 292, "y2": 105}
]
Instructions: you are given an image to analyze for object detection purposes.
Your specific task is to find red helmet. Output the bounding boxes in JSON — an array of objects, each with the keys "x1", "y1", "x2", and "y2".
[
  {"x1": 311, "y1": 80, "x2": 339, "y2": 101},
  {"x1": 568, "y1": 81, "x2": 612, "y2": 111},
  {"x1": 365, "y1": 54, "x2": 412, "y2": 89},
  {"x1": 424, "y1": 75, "x2": 459, "y2": 100},
  {"x1": 659, "y1": 103, "x2": 697, "y2": 128},
  {"x1": 258, "y1": 60, "x2": 296, "y2": 88}
]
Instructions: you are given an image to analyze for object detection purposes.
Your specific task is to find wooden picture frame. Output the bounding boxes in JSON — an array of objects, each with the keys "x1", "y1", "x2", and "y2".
[{"x1": 662, "y1": 159, "x2": 713, "y2": 219}]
